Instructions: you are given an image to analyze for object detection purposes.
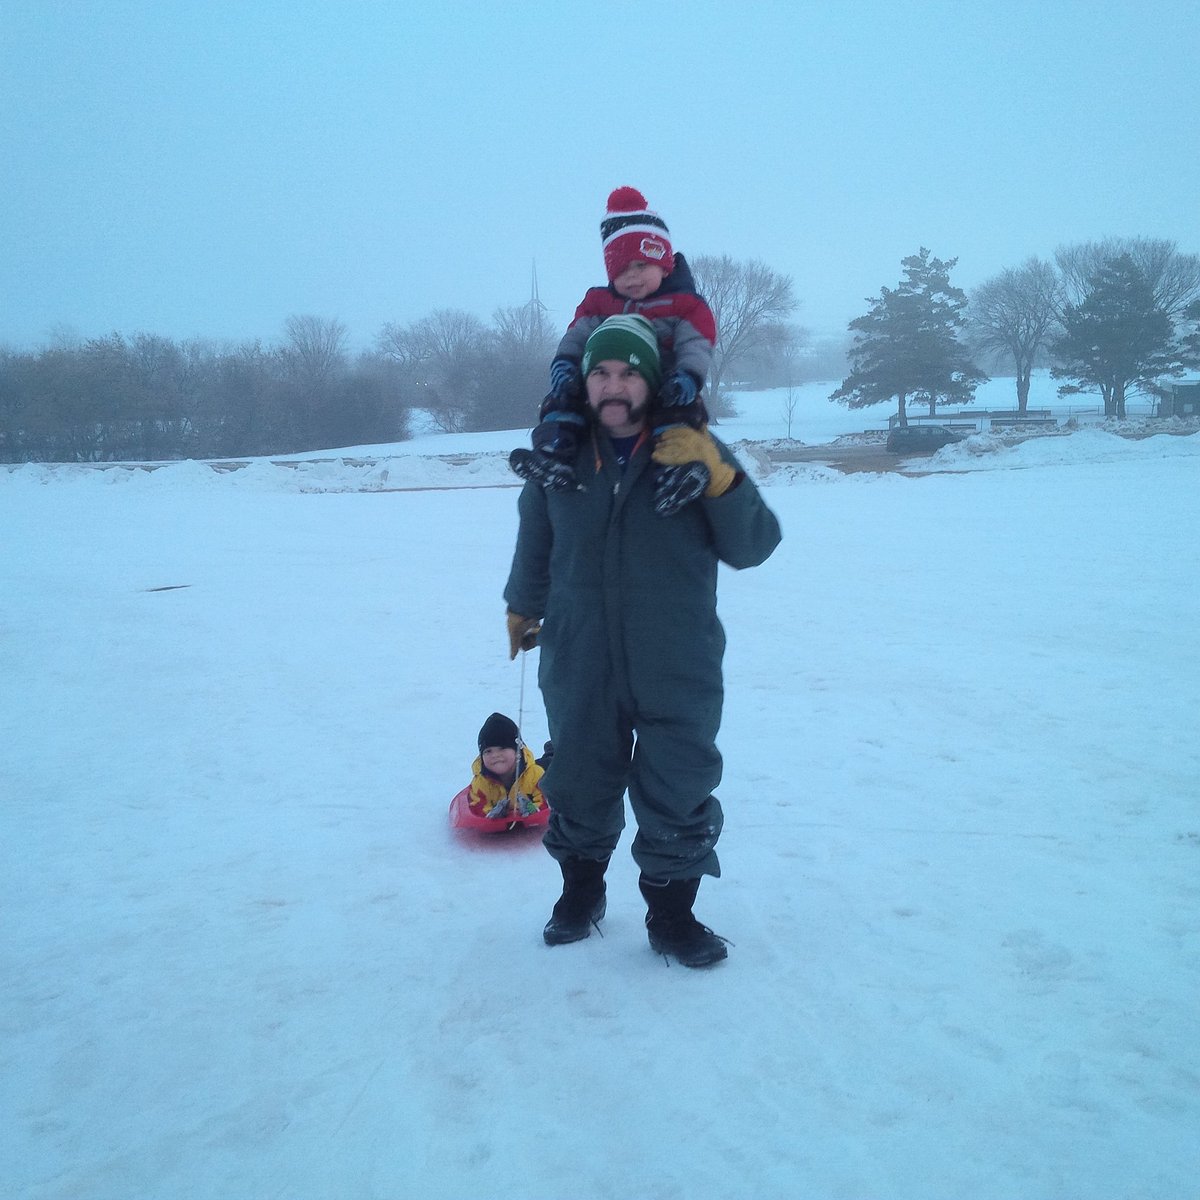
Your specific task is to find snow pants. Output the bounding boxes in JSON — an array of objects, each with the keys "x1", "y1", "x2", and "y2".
[{"x1": 539, "y1": 671, "x2": 725, "y2": 880}]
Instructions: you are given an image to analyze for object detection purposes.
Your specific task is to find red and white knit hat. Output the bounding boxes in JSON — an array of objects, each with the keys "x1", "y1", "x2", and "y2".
[{"x1": 600, "y1": 186, "x2": 675, "y2": 283}]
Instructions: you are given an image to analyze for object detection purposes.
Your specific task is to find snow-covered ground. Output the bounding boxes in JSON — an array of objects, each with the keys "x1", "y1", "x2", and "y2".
[{"x1": 3, "y1": 378, "x2": 1198, "y2": 1199}]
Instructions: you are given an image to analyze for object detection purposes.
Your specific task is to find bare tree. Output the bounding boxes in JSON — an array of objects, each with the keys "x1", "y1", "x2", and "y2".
[
  {"x1": 691, "y1": 255, "x2": 797, "y2": 407},
  {"x1": 376, "y1": 309, "x2": 489, "y2": 432},
  {"x1": 968, "y1": 258, "x2": 1061, "y2": 412},
  {"x1": 775, "y1": 323, "x2": 811, "y2": 383},
  {"x1": 782, "y1": 388, "x2": 800, "y2": 439},
  {"x1": 492, "y1": 298, "x2": 555, "y2": 355},
  {"x1": 731, "y1": 321, "x2": 812, "y2": 389},
  {"x1": 374, "y1": 320, "x2": 427, "y2": 372},
  {"x1": 281, "y1": 314, "x2": 348, "y2": 386},
  {"x1": 273, "y1": 316, "x2": 350, "y2": 450},
  {"x1": 478, "y1": 300, "x2": 558, "y2": 431},
  {"x1": 1056, "y1": 238, "x2": 1200, "y2": 319},
  {"x1": 776, "y1": 326, "x2": 806, "y2": 439}
]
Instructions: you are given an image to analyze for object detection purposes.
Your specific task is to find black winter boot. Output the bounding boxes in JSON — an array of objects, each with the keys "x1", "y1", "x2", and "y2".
[
  {"x1": 543, "y1": 857, "x2": 608, "y2": 945},
  {"x1": 649, "y1": 389, "x2": 711, "y2": 516},
  {"x1": 509, "y1": 446, "x2": 578, "y2": 491},
  {"x1": 509, "y1": 402, "x2": 586, "y2": 491},
  {"x1": 639, "y1": 875, "x2": 728, "y2": 967}
]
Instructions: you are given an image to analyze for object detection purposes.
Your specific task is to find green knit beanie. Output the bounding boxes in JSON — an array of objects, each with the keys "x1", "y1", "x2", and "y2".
[{"x1": 581, "y1": 314, "x2": 662, "y2": 392}]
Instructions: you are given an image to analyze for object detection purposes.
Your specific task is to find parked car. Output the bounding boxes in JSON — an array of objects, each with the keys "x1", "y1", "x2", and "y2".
[{"x1": 885, "y1": 424, "x2": 965, "y2": 454}]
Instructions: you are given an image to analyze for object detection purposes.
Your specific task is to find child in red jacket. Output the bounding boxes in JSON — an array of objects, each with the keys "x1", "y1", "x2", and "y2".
[{"x1": 509, "y1": 187, "x2": 718, "y2": 516}]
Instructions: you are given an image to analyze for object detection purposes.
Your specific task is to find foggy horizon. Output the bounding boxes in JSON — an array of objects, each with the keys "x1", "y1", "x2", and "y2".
[{"x1": 4, "y1": 1, "x2": 1198, "y2": 353}]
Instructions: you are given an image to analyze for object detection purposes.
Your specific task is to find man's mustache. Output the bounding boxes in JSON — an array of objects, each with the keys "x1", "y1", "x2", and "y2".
[{"x1": 598, "y1": 397, "x2": 647, "y2": 420}]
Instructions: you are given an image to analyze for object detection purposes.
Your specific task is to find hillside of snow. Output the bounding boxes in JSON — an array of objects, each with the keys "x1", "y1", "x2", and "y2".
[{"x1": 3, "y1": 375, "x2": 1198, "y2": 1199}]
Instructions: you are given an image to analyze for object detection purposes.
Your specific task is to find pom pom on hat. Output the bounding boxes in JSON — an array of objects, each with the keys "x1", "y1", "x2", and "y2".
[
  {"x1": 478, "y1": 712, "x2": 520, "y2": 752},
  {"x1": 600, "y1": 186, "x2": 674, "y2": 283},
  {"x1": 608, "y1": 185, "x2": 649, "y2": 210}
]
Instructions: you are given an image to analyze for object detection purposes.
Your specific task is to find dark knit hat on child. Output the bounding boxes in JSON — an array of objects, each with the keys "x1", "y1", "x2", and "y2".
[
  {"x1": 478, "y1": 712, "x2": 520, "y2": 752},
  {"x1": 601, "y1": 186, "x2": 675, "y2": 282},
  {"x1": 581, "y1": 314, "x2": 663, "y2": 392}
]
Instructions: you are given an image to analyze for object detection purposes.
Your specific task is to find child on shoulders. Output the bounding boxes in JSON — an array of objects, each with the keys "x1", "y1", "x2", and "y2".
[{"x1": 509, "y1": 187, "x2": 718, "y2": 517}]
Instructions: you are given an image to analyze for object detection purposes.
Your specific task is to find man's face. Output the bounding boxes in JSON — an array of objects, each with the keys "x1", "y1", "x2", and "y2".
[
  {"x1": 612, "y1": 260, "x2": 665, "y2": 300},
  {"x1": 585, "y1": 360, "x2": 651, "y2": 437}
]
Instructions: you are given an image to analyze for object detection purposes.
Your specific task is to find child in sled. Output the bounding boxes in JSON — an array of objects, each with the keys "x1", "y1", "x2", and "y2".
[
  {"x1": 509, "y1": 186, "x2": 718, "y2": 517},
  {"x1": 467, "y1": 712, "x2": 548, "y2": 821}
]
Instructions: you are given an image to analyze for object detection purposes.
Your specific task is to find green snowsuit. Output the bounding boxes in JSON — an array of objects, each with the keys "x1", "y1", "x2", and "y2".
[{"x1": 503, "y1": 428, "x2": 782, "y2": 880}]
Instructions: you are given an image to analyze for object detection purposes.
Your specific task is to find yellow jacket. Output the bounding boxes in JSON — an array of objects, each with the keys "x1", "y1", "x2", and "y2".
[{"x1": 468, "y1": 746, "x2": 548, "y2": 818}]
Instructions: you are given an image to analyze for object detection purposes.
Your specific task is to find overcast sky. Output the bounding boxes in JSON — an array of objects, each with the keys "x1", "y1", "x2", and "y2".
[{"x1": 4, "y1": 0, "x2": 1198, "y2": 352}]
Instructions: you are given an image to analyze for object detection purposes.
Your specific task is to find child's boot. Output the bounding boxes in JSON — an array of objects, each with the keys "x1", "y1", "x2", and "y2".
[
  {"x1": 509, "y1": 359, "x2": 586, "y2": 490},
  {"x1": 509, "y1": 407, "x2": 585, "y2": 490},
  {"x1": 639, "y1": 874, "x2": 728, "y2": 967},
  {"x1": 543, "y1": 856, "x2": 609, "y2": 945}
]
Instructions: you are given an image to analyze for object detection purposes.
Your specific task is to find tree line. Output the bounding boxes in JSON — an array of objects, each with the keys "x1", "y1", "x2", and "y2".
[
  {"x1": 3, "y1": 238, "x2": 1197, "y2": 462},
  {"x1": 834, "y1": 237, "x2": 1200, "y2": 426},
  {"x1": 0, "y1": 321, "x2": 411, "y2": 464},
  {"x1": 0, "y1": 254, "x2": 804, "y2": 463},
  {"x1": 0, "y1": 305, "x2": 563, "y2": 464}
]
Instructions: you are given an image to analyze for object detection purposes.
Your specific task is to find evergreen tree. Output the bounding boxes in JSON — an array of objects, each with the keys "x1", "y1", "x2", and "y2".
[
  {"x1": 1183, "y1": 300, "x2": 1200, "y2": 363},
  {"x1": 831, "y1": 248, "x2": 985, "y2": 427},
  {"x1": 1051, "y1": 254, "x2": 1189, "y2": 419}
]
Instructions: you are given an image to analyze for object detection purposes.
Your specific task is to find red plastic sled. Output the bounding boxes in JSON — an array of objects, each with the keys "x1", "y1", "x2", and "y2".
[{"x1": 449, "y1": 786, "x2": 551, "y2": 834}]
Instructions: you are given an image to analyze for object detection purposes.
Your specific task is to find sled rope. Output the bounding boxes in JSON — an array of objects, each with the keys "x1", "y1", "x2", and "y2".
[{"x1": 510, "y1": 644, "x2": 528, "y2": 823}]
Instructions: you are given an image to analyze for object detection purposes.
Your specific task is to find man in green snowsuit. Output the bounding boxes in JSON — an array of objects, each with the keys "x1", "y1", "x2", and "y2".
[{"x1": 504, "y1": 314, "x2": 782, "y2": 967}]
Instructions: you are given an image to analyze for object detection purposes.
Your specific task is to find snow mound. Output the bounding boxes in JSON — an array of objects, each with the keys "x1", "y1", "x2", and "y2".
[{"x1": 930, "y1": 429, "x2": 1200, "y2": 471}]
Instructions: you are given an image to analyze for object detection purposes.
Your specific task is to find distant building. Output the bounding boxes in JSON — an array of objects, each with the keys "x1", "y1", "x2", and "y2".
[{"x1": 1161, "y1": 380, "x2": 1200, "y2": 417}]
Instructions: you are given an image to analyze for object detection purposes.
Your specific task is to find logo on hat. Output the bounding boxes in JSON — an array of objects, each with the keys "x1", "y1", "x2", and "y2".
[{"x1": 640, "y1": 237, "x2": 667, "y2": 261}]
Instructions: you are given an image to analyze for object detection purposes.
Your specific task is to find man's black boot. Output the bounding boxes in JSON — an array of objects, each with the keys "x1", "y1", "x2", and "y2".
[
  {"x1": 543, "y1": 857, "x2": 609, "y2": 945},
  {"x1": 639, "y1": 874, "x2": 728, "y2": 967}
]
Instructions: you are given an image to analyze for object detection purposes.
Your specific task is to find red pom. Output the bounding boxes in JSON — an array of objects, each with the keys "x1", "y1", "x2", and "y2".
[{"x1": 607, "y1": 186, "x2": 648, "y2": 213}]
